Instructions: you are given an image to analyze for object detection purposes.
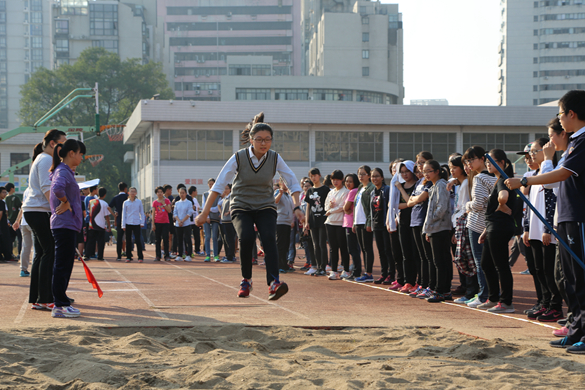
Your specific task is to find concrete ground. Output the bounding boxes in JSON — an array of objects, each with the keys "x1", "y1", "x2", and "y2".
[{"x1": 0, "y1": 242, "x2": 564, "y2": 347}]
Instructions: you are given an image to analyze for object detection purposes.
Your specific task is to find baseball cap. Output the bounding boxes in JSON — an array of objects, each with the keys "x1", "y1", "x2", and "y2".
[{"x1": 516, "y1": 143, "x2": 532, "y2": 155}]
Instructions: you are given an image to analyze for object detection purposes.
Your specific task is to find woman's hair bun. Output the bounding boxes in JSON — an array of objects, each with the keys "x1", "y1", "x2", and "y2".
[{"x1": 253, "y1": 112, "x2": 264, "y2": 124}]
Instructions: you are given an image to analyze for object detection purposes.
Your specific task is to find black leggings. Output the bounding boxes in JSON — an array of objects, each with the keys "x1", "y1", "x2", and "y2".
[
  {"x1": 176, "y1": 226, "x2": 192, "y2": 257},
  {"x1": 412, "y1": 225, "x2": 435, "y2": 289},
  {"x1": 390, "y1": 230, "x2": 404, "y2": 285},
  {"x1": 310, "y1": 223, "x2": 328, "y2": 272},
  {"x1": 399, "y1": 223, "x2": 420, "y2": 285},
  {"x1": 223, "y1": 223, "x2": 237, "y2": 261},
  {"x1": 155, "y1": 222, "x2": 170, "y2": 258},
  {"x1": 326, "y1": 224, "x2": 349, "y2": 272},
  {"x1": 345, "y1": 227, "x2": 361, "y2": 274},
  {"x1": 355, "y1": 224, "x2": 374, "y2": 274},
  {"x1": 530, "y1": 240, "x2": 562, "y2": 311},
  {"x1": 276, "y1": 224, "x2": 291, "y2": 270},
  {"x1": 374, "y1": 229, "x2": 393, "y2": 279},
  {"x1": 429, "y1": 230, "x2": 453, "y2": 294},
  {"x1": 25, "y1": 212, "x2": 54, "y2": 304},
  {"x1": 481, "y1": 228, "x2": 515, "y2": 305}
]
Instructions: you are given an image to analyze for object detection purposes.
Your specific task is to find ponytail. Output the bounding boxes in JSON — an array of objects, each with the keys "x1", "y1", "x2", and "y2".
[
  {"x1": 32, "y1": 143, "x2": 43, "y2": 162},
  {"x1": 43, "y1": 129, "x2": 66, "y2": 149},
  {"x1": 50, "y1": 139, "x2": 86, "y2": 172},
  {"x1": 425, "y1": 160, "x2": 449, "y2": 181},
  {"x1": 241, "y1": 112, "x2": 273, "y2": 145},
  {"x1": 488, "y1": 149, "x2": 514, "y2": 177}
]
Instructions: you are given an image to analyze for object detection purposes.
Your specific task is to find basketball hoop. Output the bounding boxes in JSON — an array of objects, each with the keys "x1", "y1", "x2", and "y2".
[
  {"x1": 85, "y1": 154, "x2": 104, "y2": 167},
  {"x1": 100, "y1": 124, "x2": 125, "y2": 141}
]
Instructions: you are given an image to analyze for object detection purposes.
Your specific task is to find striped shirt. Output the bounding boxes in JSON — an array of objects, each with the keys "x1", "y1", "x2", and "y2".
[{"x1": 465, "y1": 172, "x2": 497, "y2": 234}]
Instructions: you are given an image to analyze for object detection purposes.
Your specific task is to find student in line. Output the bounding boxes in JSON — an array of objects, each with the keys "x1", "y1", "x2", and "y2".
[
  {"x1": 109, "y1": 182, "x2": 129, "y2": 262},
  {"x1": 122, "y1": 187, "x2": 145, "y2": 263},
  {"x1": 370, "y1": 168, "x2": 394, "y2": 284},
  {"x1": 202, "y1": 179, "x2": 221, "y2": 262},
  {"x1": 305, "y1": 168, "x2": 330, "y2": 276},
  {"x1": 13, "y1": 187, "x2": 34, "y2": 277},
  {"x1": 86, "y1": 187, "x2": 112, "y2": 261},
  {"x1": 174, "y1": 186, "x2": 195, "y2": 261},
  {"x1": 353, "y1": 165, "x2": 375, "y2": 283},
  {"x1": 188, "y1": 186, "x2": 203, "y2": 256},
  {"x1": 152, "y1": 186, "x2": 171, "y2": 261},
  {"x1": 219, "y1": 184, "x2": 237, "y2": 263},
  {"x1": 386, "y1": 160, "x2": 405, "y2": 287},
  {"x1": 275, "y1": 179, "x2": 295, "y2": 272},
  {"x1": 342, "y1": 173, "x2": 361, "y2": 280},
  {"x1": 324, "y1": 170, "x2": 349, "y2": 280}
]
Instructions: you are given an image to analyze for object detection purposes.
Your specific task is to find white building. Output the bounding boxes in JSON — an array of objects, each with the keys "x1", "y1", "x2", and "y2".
[{"x1": 124, "y1": 100, "x2": 557, "y2": 208}]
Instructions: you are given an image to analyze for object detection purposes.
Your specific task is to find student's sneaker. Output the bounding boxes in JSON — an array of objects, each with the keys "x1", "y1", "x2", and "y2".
[
  {"x1": 340, "y1": 271, "x2": 352, "y2": 279},
  {"x1": 252, "y1": 259, "x2": 258, "y2": 265},
  {"x1": 566, "y1": 342, "x2": 585, "y2": 354},
  {"x1": 315, "y1": 270, "x2": 327, "y2": 276},
  {"x1": 325, "y1": 265, "x2": 332, "y2": 273},
  {"x1": 464, "y1": 294, "x2": 478, "y2": 304},
  {"x1": 170, "y1": 253, "x2": 177, "y2": 259},
  {"x1": 477, "y1": 300, "x2": 498, "y2": 310},
  {"x1": 399, "y1": 283, "x2": 414, "y2": 293},
  {"x1": 552, "y1": 325, "x2": 568, "y2": 337},
  {"x1": 184, "y1": 256, "x2": 192, "y2": 262},
  {"x1": 382, "y1": 276, "x2": 394, "y2": 285},
  {"x1": 388, "y1": 281, "x2": 403, "y2": 291},
  {"x1": 337, "y1": 265, "x2": 344, "y2": 273},
  {"x1": 154, "y1": 257, "x2": 161, "y2": 262},
  {"x1": 520, "y1": 269, "x2": 531, "y2": 275},
  {"x1": 304, "y1": 267, "x2": 317, "y2": 276},
  {"x1": 138, "y1": 259, "x2": 143, "y2": 263},
  {"x1": 237, "y1": 279, "x2": 252, "y2": 298},
  {"x1": 550, "y1": 336, "x2": 577, "y2": 349},
  {"x1": 221, "y1": 258, "x2": 236, "y2": 263},
  {"x1": 454, "y1": 296, "x2": 469, "y2": 304},
  {"x1": 300, "y1": 263, "x2": 311, "y2": 271},
  {"x1": 279, "y1": 269, "x2": 288, "y2": 274},
  {"x1": 164, "y1": 257, "x2": 171, "y2": 262},
  {"x1": 355, "y1": 274, "x2": 373, "y2": 283},
  {"x1": 213, "y1": 256, "x2": 221, "y2": 262},
  {"x1": 328, "y1": 272, "x2": 340, "y2": 280},
  {"x1": 538, "y1": 308, "x2": 564, "y2": 322},
  {"x1": 175, "y1": 256, "x2": 183, "y2": 261},
  {"x1": 524, "y1": 303, "x2": 542, "y2": 315},
  {"x1": 427, "y1": 292, "x2": 450, "y2": 303},
  {"x1": 121, "y1": 252, "x2": 126, "y2": 257},
  {"x1": 374, "y1": 276, "x2": 386, "y2": 285},
  {"x1": 287, "y1": 264, "x2": 295, "y2": 272},
  {"x1": 116, "y1": 258, "x2": 122, "y2": 262},
  {"x1": 558, "y1": 318, "x2": 568, "y2": 326},
  {"x1": 416, "y1": 287, "x2": 433, "y2": 299},
  {"x1": 268, "y1": 280, "x2": 288, "y2": 300},
  {"x1": 409, "y1": 286, "x2": 423, "y2": 297},
  {"x1": 204, "y1": 256, "x2": 211, "y2": 262},
  {"x1": 487, "y1": 302, "x2": 515, "y2": 313},
  {"x1": 197, "y1": 251, "x2": 206, "y2": 256},
  {"x1": 31, "y1": 303, "x2": 54, "y2": 311},
  {"x1": 20, "y1": 270, "x2": 30, "y2": 277},
  {"x1": 52, "y1": 305, "x2": 80, "y2": 318},
  {"x1": 527, "y1": 306, "x2": 548, "y2": 319},
  {"x1": 125, "y1": 258, "x2": 133, "y2": 263},
  {"x1": 467, "y1": 297, "x2": 485, "y2": 308}
]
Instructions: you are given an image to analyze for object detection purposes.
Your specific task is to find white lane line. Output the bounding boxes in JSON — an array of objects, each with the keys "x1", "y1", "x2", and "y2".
[
  {"x1": 167, "y1": 263, "x2": 310, "y2": 320},
  {"x1": 68, "y1": 281, "x2": 131, "y2": 285},
  {"x1": 13, "y1": 296, "x2": 29, "y2": 324},
  {"x1": 343, "y1": 280, "x2": 558, "y2": 330},
  {"x1": 103, "y1": 260, "x2": 168, "y2": 320}
]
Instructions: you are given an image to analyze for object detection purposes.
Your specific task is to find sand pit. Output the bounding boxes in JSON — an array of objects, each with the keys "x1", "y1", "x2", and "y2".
[{"x1": 1, "y1": 325, "x2": 584, "y2": 389}]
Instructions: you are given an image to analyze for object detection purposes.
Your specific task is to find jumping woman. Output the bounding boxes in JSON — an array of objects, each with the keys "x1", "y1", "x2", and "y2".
[{"x1": 196, "y1": 113, "x2": 304, "y2": 300}]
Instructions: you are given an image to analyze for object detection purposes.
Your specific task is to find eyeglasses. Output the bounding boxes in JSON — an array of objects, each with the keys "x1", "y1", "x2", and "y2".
[
  {"x1": 464, "y1": 158, "x2": 478, "y2": 165},
  {"x1": 422, "y1": 170, "x2": 435, "y2": 174},
  {"x1": 529, "y1": 149, "x2": 543, "y2": 156},
  {"x1": 252, "y1": 137, "x2": 273, "y2": 144},
  {"x1": 557, "y1": 111, "x2": 566, "y2": 118}
]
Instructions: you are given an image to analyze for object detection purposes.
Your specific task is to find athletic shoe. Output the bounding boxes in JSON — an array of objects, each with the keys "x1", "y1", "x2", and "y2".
[
  {"x1": 477, "y1": 300, "x2": 498, "y2": 310},
  {"x1": 204, "y1": 256, "x2": 211, "y2": 262},
  {"x1": 213, "y1": 256, "x2": 221, "y2": 262},
  {"x1": 566, "y1": 342, "x2": 585, "y2": 354},
  {"x1": 328, "y1": 272, "x2": 340, "y2": 280},
  {"x1": 558, "y1": 318, "x2": 568, "y2": 326},
  {"x1": 337, "y1": 265, "x2": 344, "y2": 273},
  {"x1": 524, "y1": 303, "x2": 542, "y2": 315},
  {"x1": 300, "y1": 263, "x2": 311, "y2": 271},
  {"x1": 154, "y1": 257, "x2": 161, "y2": 262},
  {"x1": 355, "y1": 274, "x2": 373, "y2": 283},
  {"x1": 287, "y1": 264, "x2": 295, "y2": 272},
  {"x1": 279, "y1": 269, "x2": 288, "y2": 274},
  {"x1": 340, "y1": 271, "x2": 352, "y2": 279},
  {"x1": 382, "y1": 276, "x2": 394, "y2": 285},
  {"x1": 197, "y1": 251, "x2": 206, "y2": 256},
  {"x1": 467, "y1": 297, "x2": 485, "y2": 308},
  {"x1": 175, "y1": 256, "x2": 183, "y2": 262},
  {"x1": 252, "y1": 259, "x2": 258, "y2": 265},
  {"x1": 538, "y1": 308, "x2": 564, "y2": 322},
  {"x1": 464, "y1": 294, "x2": 478, "y2": 304},
  {"x1": 221, "y1": 258, "x2": 235, "y2": 264},
  {"x1": 408, "y1": 283, "x2": 419, "y2": 293},
  {"x1": 164, "y1": 257, "x2": 170, "y2": 262},
  {"x1": 304, "y1": 268, "x2": 317, "y2": 276},
  {"x1": 125, "y1": 259, "x2": 133, "y2": 263},
  {"x1": 257, "y1": 250, "x2": 264, "y2": 257},
  {"x1": 527, "y1": 306, "x2": 547, "y2": 319},
  {"x1": 20, "y1": 270, "x2": 30, "y2": 277},
  {"x1": 550, "y1": 336, "x2": 576, "y2": 349},
  {"x1": 399, "y1": 283, "x2": 414, "y2": 293},
  {"x1": 427, "y1": 292, "x2": 449, "y2": 303},
  {"x1": 416, "y1": 287, "x2": 433, "y2": 299},
  {"x1": 138, "y1": 259, "x2": 143, "y2": 263},
  {"x1": 325, "y1": 265, "x2": 332, "y2": 272},
  {"x1": 268, "y1": 280, "x2": 288, "y2": 300},
  {"x1": 237, "y1": 279, "x2": 253, "y2": 298},
  {"x1": 553, "y1": 326, "x2": 569, "y2": 338},
  {"x1": 520, "y1": 269, "x2": 531, "y2": 275},
  {"x1": 97, "y1": 258, "x2": 104, "y2": 261},
  {"x1": 454, "y1": 296, "x2": 468, "y2": 304},
  {"x1": 487, "y1": 302, "x2": 515, "y2": 313},
  {"x1": 31, "y1": 303, "x2": 54, "y2": 311},
  {"x1": 388, "y1": 281, "x2": 403, "y2": 291},
  {"x1": 170, "y1": 253, "x2": 177, "y2": 259},
  {"x1": 315, "y1": 270, "x2": 327, "y2": 276},
  {"x1": 374, "y1": 276, "x2": 386, "y2": 285},
  {"x1": 409, "y1": 286, "x2": 423, "y2": 297},
  {"x1": 184, "y1": 256, "x2": 192, "y2": 262},
  {"x1": 121, "y1": 252, "x2": 126, "y2": 257},
  {"x1": 52, "y1": 305, "x2": 80, "y2": 318},
  {"x1": 116, "y1": 258, "x2": 122, "y2": 262}
]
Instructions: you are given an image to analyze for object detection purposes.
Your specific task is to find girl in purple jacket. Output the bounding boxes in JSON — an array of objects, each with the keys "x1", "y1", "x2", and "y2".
[{"x1": 50, "y1": 139, "x2": 86, "y2": 318}]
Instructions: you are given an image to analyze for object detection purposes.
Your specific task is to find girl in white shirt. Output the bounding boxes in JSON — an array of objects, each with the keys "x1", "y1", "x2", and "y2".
[{"x1": 324, "y1": 170, "x2": 349, "y2": 280}]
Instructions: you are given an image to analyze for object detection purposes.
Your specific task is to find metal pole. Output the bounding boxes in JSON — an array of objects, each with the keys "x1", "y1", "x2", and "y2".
[{"x1": 485, "y1": 153, "x2": 585, "y2": 271}]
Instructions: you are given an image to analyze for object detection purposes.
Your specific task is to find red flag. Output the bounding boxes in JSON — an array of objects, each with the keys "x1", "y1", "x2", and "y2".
[{"x1": 79, "y1": 258, "x2": 104, "y2": 298}]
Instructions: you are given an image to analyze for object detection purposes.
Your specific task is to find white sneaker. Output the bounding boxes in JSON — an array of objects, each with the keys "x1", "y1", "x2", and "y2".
[
  {"x1": 304, "y1": 267, "x2": 317, "y2": 276},
  {"x1": 328, "y1": 272, "x2": 340, "y2": 280},
  {"x1": 170, "y1": 254, "x2": 177, "y2": 259},
  {"x1": 337, "y1": 265, "x2": 344, "y2": 273},
  {"x1": 184, "y1": 256, "x2": 192, "y2": 262},
  {"x1": 467, "y1": 297, "x2": 484, "y2": 308},
  {"x1": 340, "y1": 271, "x2": 352, "y2": 279},
  {"x1": 325, "y1": 265, "x2": 332, "y2": 272}
]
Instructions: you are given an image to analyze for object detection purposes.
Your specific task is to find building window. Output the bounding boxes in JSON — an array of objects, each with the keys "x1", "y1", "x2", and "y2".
[
  {"x1": 362, "y1": 33, "x2": 369, "y2": 42},
  {"x1": 10, "y1": 153, "x2": 31, "y2": 175},
  {"x1": 55, "y1": 39, "x2": 69, "y2": 52},
  {"x1": 534, "y1": 15, "x2": 539, "y2": 22},
  {"x1": 229, "y1": 64, "x2": 251, "y2": 75},
  {"x1": 275, "y1": 89, "x2": 309, "y2": 100},
  {"x1": 272, "y1": 131, "x2": 309, "y2": 161},
  {"x1": 362, "y1": 67, "x2": 370, "y2": 76},
  {"x1": 356, "y1": 90, "x2": 384, "y2": 104},
  {"x1": 313, "y1": 89, "x2": 352, "y2": 101},
  {"x1": 534, "y1": 29, "x2": 538, "y2": 36},
  {"x1": 534, "y1": 99, "x2": 539, "y2": 105},
  {"x1": 540, "y1": 83, "x2": 585, "y2": 90},
  {"x1": 540, "y1": 55, "x2": 585, "y2": 63},
  {"x1": 30, "y1": 24, "x2": 42, "y2": 36},
  {"x1": 92, "y1": 40, "x2": 118, "y2": 54},
  {"x1": 273, "y1": 66, "x2": 290, "y2": 75},
  {"x1": 31, "y1": 0, "x2": 42, "y2": 11},
  {"x1": 31, "y1": 37, "x2": 42, "y2": 48},
  {"x1": 463, "y1": 133, "x2": 529, "y2": 154},
  {"x1": 31, "y1": 49, "x2": 42, "y2": 61},
  {"x1": 235, "y1": 88, "x2": 270, "y2": 100},
  {"x1": 534, "y1": 71, "x2": 538, "y2": 77},
  {"x1": 90, "y1": 4, "x2": 118, "y2": 36},
  {"x1": 388, "y1": 133, "x2": 457, "y2": 163},
  {"x1": 315, "y1": 132, "x2": 383, "y2": 162},
  {"x1": 540, "y1": 41, "x2": 585, "y2": 49},
  {"x1": 533, "y1": 85, "x2": 538, "y2": 91},
  {"x1": 540, "y1": 27, "x2": 585, "y2": 35},
  {"x1": 534, "y1": 57, "x2": 539, "y2": 64},
  {"x1": 533, "y1": 43, "x2": 538, "y2": 50},
  {"x1": 540, "y1": 69, "x2": 585, "y2": 76},
  {"x1": 31, "y1": 12, "x2": 42, "y2": 24},
  {"x1": 159, "y1": 129, "x2": 232, "y2": 161},
  {"x1": 362, "y1": 50, "x2": 369, "y2": 59},
  {"x1": 539, "y1": 98, "x2": 558, "y2": 104},
  {"x1": 55, "y1": 20, "x2": 69, "y2": 34},
  {"x1": 362, "y1": 17, "x2": 369, "y2": 24},
  {"x1": 61, "y1": 0, "x2": 88, "y2": 15}
]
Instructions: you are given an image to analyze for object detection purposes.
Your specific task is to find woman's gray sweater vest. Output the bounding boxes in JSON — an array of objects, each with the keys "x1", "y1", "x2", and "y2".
[{"x1": 230, "y1": 148, "x2": 278, "y2": 212}]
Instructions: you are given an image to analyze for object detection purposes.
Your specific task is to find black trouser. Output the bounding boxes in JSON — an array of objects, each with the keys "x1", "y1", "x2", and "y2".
[
  {"x1": 399, "y1": 223, "x2": 420, "y2": 285},
  {"x1": 24, "y1": 212, "x2": 55, "y2": 304},
  {"x1": 327, "y1": 224, "x2": 349, "y2": 273},
  {"x1": 374, "y1": 228, "x2": 393, "y2": 279},
  {"x1": 525, "y1": 236, "x2": 543, "y2": 304},
  {"x1": 557, "y1": 222, "x2": 585, "y2": 342},
  {"x1": 176, "y1": 226, "x2": 192, "y2": 257},
  {"x1": 301, "y1": 230, "x2": 315, "y2": 266},
  {"x1": 155, "y1": 223, "x2": 170, "y2": 258},
  {"x1": 355, "y1": 224, "x2": 374, "y2": 275},
  {"x1": 52, "y1": 228, "x2": 76, "y2": 307},
  {"x1": 232, "y1": 208, "x2": 279, "y2": 286},
  {"x1": 310, "y1": 223, "x2": 328, "y2": 272},
  {"x1": 554, "y1": 245, "x2": 570, "y2": 309},
  {"x1": 9, "y1": 227, "x2": 22, "y2": 255},
  {"x1": 0, "y1": 226, "x2": 13, "y2": 260},
  {"x1": 223, "y1": 222, "x2": 237, "y2": 261},
  {"x1": 530, "y1": 240, "x2": 562, "y2": 311},
  {"x1": 481, "y1": 228, "x2": 515, "y2": 305},
  {"x1": 192, "y1": 224, "x2": 201, "y2": 253},
  {"x1": 217, "y1": 224, "x2": 225, "y2": 255},
  {"x1": 116, "y1": 222, "x2": 124, "y2": 258},
  {"x1": 125, "y1": 225, "x2": 144, "y2": 260},
  {"x1": 412, "y1": 225, "x2": 435, "y2": 289},
  {"x1": 86, "y1": 228, "x2": 105, "y2": 259},
  {"x1": 345, "y1": 227, "x2": 361, "y2": 273},
  {"x1": 429, "y1": 230, "x2": 453, "y2": 294},
  {"x1": 389, "y1": 229, "x2": 404, "y2": 285},
  {"x1": 277, "y1": 224, "x2": 292, "y2": 270}
]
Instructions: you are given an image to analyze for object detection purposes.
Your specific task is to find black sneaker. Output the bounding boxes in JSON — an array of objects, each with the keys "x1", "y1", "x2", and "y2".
[
  {"x1": 528, "y1": 306, "x2": 547, "y2": 319},
  {"x1": 558, "y1": 318, "x2": 568, "y2": 326},
  {"x1": 566, "y1": 342, "x2": 585, "y2": 354},
  {"x1": 374, "y1": 276, "x2": 386, "y2": 285},
  {"x1": 550, "y1": 336, "x2": 577, "y2": 349},
  {"x1": 427, "y1": 292, "x2": 447, "y2": 303},
  {"x1": 154, "y1": 257, "x2": 161, "y2": 261},
  {"x1": 537, "y1": 308, "x2": 564, "y2": 322},
  {"x1": 524, "y1": 303, "x2": 542, "y2": 315}
]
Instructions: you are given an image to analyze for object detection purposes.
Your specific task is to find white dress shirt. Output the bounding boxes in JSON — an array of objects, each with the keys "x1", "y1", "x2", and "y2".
[{"x1": 121, "y1": 198, "x2": 145, "y2": 228}]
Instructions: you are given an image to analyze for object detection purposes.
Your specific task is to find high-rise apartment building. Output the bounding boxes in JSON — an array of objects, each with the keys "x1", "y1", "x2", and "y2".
[{"x1": 499, "y1": 0, "x2": 585, "y2": 106}]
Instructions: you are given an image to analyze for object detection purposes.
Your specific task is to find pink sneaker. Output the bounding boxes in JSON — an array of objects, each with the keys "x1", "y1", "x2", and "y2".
[
  {"x1": 552, "y1": 326, "x2": 569, "y2": 337},
  {"x1": 31, "y1": 303, "x2": 55, "y2": 311},
  {"x1": 408, "y1": 283, "x2": 419, "y2": 293},
  {"x1": 388, "y1": 281, "x2": 403, "y2": 291},
  {"x1": 399, "y1": 283, "x2": 414, "y2": 293}
]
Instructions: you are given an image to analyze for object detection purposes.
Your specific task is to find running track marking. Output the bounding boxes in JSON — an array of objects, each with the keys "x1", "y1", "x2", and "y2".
[
  {"x1": 166, "y1": 263, "x2": 310, "y2": 320},
  {"x1": 13, "y1": 296, "x2": 29, "y2": 324},
  {"x1": 103, "y1": 260, "x2": 169, "y2": 320},
  {"x1": 343, "y1": 279, "x2": 558, "y2": 330}
]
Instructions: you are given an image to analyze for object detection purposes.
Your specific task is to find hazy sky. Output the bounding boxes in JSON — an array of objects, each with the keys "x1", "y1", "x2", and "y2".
[{"x1": 381, "y1": 0, "x2": 501, "y2": 106}]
